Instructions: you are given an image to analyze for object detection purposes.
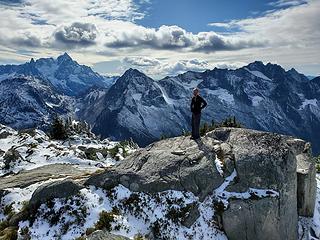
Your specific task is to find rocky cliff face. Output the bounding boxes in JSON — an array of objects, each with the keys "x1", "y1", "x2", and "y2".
[{"x1": 86, "y1": 127, "x2": 316, "y2": 240}]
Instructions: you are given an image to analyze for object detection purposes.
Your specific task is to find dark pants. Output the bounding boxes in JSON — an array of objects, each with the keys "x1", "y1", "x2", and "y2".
[{"x1": 191, "y1": 113, "x2": 201, "y2": 139}]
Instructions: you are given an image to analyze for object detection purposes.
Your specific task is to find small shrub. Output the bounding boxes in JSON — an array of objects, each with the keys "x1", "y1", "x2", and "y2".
[
  {"x1": 160, "y1": 134, "x2": 168, "y2": 140},
  {"x1": 94, "y1": 211, "x2": 115, "y2": 231},
  {"x1": 74, "y1": 237, "x2": 86, "y2": 240},
  {"x1": 200, "y1": 122, "x2": 209, "y2": 136},
  {"x1": 0, "y1": 220, "x2": 9, "y2": 231},
  {"x1": 20, "y1": 226, "x2": 31, "y2": 240},
  {"x1": 108, "y1": 145, "x2": 119, "y2": 159},
  {"x1": 249, "y1": 192, "x2": 260, "y2": 200},
  {"x1": 213, "y1": 200, "x2": 225, "y2": 215},
  {"x1": 20, "y1": 201, "x2": 30, "y2": 212},
  {"x1": 182, "y1": 129, "x2": 191, "y2": 136},
  {"x1": 3, "y1": 203, "x2": 14, "y2": 218},
  {"x1": 85, "y1": 227, "x2": 95, "y2": 236},
  {"x1": 315, "y1": 156, "x2": 320, "y2": 173},
  {"x1": 122, "y1": 193, "x2": 142, "y2": 214},
  {"x1": 134, "y1": 233, "x2": 145, "y2": 240},
  {"x1": 165, "y1": 203, "x2": 195, "y2": 224},
  {"x1": 150, "y1": 220, "x2": 161, "y2": 238}
]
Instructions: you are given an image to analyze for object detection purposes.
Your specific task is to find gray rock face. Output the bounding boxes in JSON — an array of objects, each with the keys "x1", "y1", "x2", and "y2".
[
  {"x1": 222, "y1": 198, "x2": 281, "y2": 240},
  {"x1": 0, "y1": 164, "x2": 88, "y2": 190},
  {"x1": 29, "y1": 179, "x2": 81, "y2": 208},
  {"x1": 291, "y1": 140, "x2": 316, "y2": 217},
  {"x1": 86, "y1": 135, "x2": 227, "y2": 201},
  {"x1": 215, "y1": 128, "x2": 298, "y2": 240},
  {"x1": 209, "y1": 128, "x2": 315, "y2": 240},
  {"x1": 0, "y1": 130, "x2": 12, "y2": 139},
  {"x1": 85, "y1": 127, "x2": 316, "y2": 240}
]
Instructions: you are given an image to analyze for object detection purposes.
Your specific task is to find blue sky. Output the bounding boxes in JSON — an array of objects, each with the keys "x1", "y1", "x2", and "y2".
[
  {"x1": 138, "y1": 0, "x2": 275, "y2": 32},
  {"x1": 0, "y1": 0, "x2": 318, "y2": 78}
]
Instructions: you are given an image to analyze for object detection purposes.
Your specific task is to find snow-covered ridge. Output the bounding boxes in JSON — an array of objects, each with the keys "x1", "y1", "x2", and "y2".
[
  {"x1": 0, "y1": 124, "x2": 136, "y2": 176},
  {"x1": 0, "y1": 53, "x2": 111, "y2": 96}
]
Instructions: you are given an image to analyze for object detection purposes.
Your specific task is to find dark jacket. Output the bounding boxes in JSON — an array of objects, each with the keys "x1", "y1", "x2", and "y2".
[{"x1": 191, "y1": 95, "x2": 207, "y2": 114}]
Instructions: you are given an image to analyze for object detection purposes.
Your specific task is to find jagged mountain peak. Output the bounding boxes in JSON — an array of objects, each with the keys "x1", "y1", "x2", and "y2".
[
  {"x1": 0, "y1": 53, "x2": 110, "y2": 96},
  {"x1": 116, "y1": 68, "x2": 153, "y2": 86},
  {"x1": 246, "y1": 60, "x2": 265, "y2": 70},
  {"x1": 288, "y1": 67, "x2": 299, "y2": 73},
  {"x1": 123, "y1": 68, "x2": 147, "y2": 77},
  {"x1": 57, "y1": 52, "x2": 73, "y2": 64}
]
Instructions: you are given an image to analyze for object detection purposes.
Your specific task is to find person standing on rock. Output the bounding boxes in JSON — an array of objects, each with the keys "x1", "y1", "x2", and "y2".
[{"x1": 190, "y1": 88, "x2": 207, "y2": 140}]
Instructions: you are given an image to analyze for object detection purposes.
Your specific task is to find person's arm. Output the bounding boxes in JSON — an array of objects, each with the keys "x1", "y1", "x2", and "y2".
[
  {"x1": 200, "y1": 96, "x2": 207, "y2": 109},
  {"x1": 190, "y1": 98, "x2": 194, "y2": 112}
]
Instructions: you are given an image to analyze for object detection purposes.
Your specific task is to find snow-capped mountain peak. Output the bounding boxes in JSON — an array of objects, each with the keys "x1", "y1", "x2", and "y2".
[
  {"x1": 0, "y1": 53, "x2": 111, "y2": 96},
  {"x1": 57, "y1": 52, "x2": 73, "y2": 64}
]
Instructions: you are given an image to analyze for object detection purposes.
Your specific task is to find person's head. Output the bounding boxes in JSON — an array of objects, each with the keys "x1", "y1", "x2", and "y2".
[{"x1": 193, "y1": 88, "x2": 199, "y2": 96}]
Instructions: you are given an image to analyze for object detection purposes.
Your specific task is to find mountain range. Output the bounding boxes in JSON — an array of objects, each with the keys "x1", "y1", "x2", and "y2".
[{"x1": 0, "y1": 53, "x2": 319, "y2": 154}]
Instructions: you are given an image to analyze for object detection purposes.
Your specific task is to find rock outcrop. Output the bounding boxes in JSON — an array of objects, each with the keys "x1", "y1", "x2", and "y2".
[
  {"x1": 29, "y1": 179, "x2": 81, "y2": 208},
  {"x1": 3, "y1": 148, "x2": 22, "y2": 170},
  {"x1": 210, "y1": 128, "x2": 298, "y2": 240},
  {"x1": 0, "y1": 164, "x2": 90, "y2": 190},
  {"x1": 86, "y1": 135, "x2": 227, "y2": 201},
  {"x1": 86, "y1": 127, "x2": 316, "y2": 240},
  {"x1": 287, "y1": 138, "x2": 316, "y2": 217}
]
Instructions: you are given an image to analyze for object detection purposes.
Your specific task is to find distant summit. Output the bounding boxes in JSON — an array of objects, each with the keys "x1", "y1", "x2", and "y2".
[
  {"x1": 56, "y1": 52, "x2": 73, "y2": 63},
  {"x1": 0, "y1": 53, "x2": 116, "y2": 96}
]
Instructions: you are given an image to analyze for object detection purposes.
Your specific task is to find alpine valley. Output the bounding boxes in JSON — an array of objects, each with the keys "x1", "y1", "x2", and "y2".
[{"x1": 0, "y1": 53, "x2": 319, "y2": 154}]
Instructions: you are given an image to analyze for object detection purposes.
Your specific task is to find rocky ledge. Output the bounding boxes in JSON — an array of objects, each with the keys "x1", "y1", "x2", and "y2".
[
  {"x1": 86, "y1": 127, "x2": 316, "y2": 240},
  {"x1": 0, "y1": 126, "x2": 317, "y2": 240}
]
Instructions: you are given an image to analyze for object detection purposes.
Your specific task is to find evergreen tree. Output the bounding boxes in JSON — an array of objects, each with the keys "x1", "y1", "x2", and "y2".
[
  {"x1": 200, "y1": 122, "x2": 209, "y2": 136},
  {"x1": 50, "y1": 116, "x2": 68, "y2": 140}
]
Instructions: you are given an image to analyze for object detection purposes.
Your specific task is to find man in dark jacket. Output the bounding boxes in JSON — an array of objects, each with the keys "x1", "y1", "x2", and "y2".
[{"x1": 190, "y1": 88, "x2": 207, "y2": 140}]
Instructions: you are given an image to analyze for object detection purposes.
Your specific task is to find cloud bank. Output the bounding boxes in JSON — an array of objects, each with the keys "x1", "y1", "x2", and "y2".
[
  {"x1": 0, "y1": 0, "x2": 319, "y2": 76},
  {"x1": 54, "y1": 22, "x2": 98, "y2": 48}
]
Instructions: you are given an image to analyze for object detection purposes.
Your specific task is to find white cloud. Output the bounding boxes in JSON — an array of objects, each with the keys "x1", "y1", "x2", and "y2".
[
  {"x1": 268, "y1": 0, "x2": 308, "y2": 7},
  {"x1": 104, "y1": 24, "x2": 264, "y2": 52},
  {"x1": 208, "y1": 22, "x2": 232, "y2": 28},
  {"x1": 54, "y1": 22, "x2": 98, "y2": 48},
  {"x1": 123, "y1": 56, "x2": 160, "y2": 66},
  {"x1": 0, "y1": 0, "x2": 319, "y2": 76},
  {"x1": 121, "y1": 56, "x2": 213, "y2": 78},
  {"x1": 210, "y1": 0, "x2": 320, "y2": 48}
]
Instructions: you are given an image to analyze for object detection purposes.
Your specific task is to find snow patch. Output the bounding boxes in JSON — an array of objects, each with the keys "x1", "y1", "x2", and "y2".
[
  {"x1": 214, "y1": 154, "x2": 224, "y2": 176},
  {"x1": 245, "y1": 68, "x2": 271, "y2": 81},
  {"x1": 154, "y1": 82, "x2": 174, "y2": 105},
  {"x1": 205, "y1": 88, "x2": 234, "y2": 105},
  {"x1": 299, "y1": 99, "x2": 318, "y2": 110},
  {"x1": 251, "y1": 96, "x2": 264, "y2": 107}
]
